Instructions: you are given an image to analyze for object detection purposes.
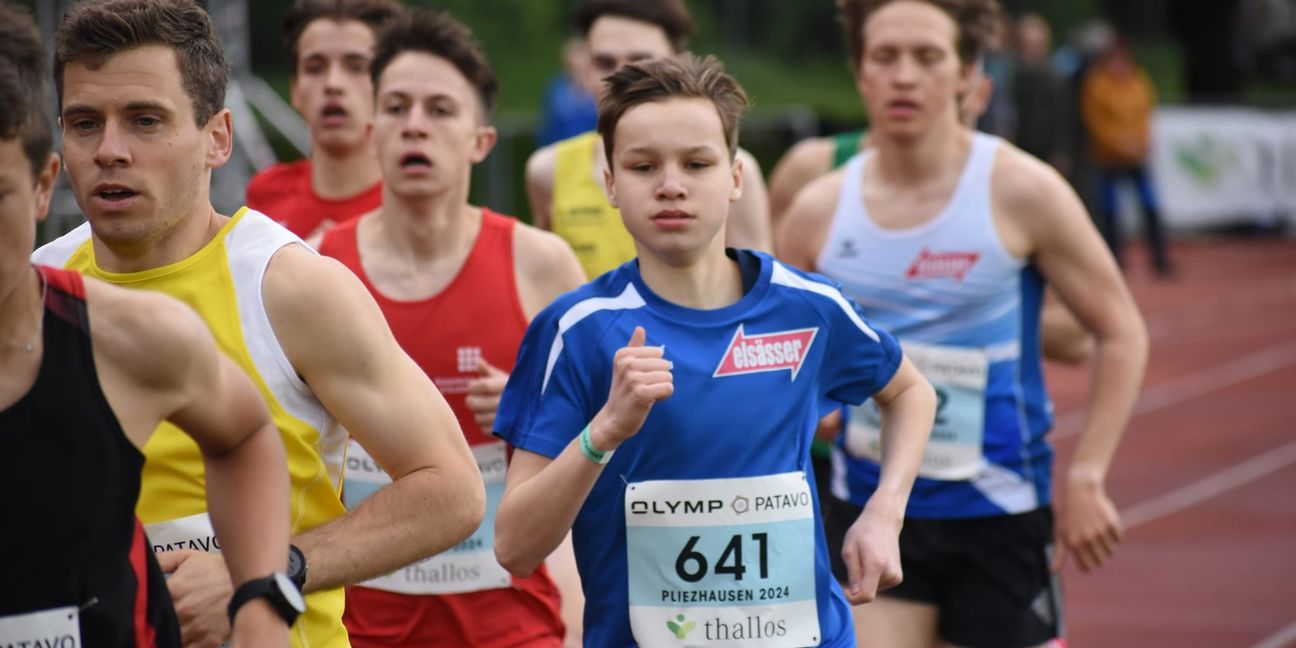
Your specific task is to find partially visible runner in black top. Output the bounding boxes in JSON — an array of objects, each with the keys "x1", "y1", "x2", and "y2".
[{"x1": 0, "y1": 266, "x2": 180, "y2": 648}]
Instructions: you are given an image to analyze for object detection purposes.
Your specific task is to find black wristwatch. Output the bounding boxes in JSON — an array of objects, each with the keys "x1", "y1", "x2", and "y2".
[
  {"x1": 227, "y1": 572, "x2": 305, "y2": 626},
  {"x1": 287, "y1": 543, "x2": 307, "y2": 590}
]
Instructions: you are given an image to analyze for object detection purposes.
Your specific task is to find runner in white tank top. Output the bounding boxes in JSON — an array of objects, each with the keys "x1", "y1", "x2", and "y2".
[{"x1": 776, "y1": 1, "x2": 1148, "y2": 647}]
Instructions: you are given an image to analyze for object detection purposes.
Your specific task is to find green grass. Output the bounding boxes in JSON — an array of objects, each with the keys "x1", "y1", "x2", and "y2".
[{"x1": 723, "y1": 52, "x2": 866, "y2": 124}]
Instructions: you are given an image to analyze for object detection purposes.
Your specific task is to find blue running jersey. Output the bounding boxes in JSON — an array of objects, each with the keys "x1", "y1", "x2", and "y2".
[
  {"x1": 818, "y1": 134, "x2": 1055, "y2": 519},
  {"x1": 496, "y1": 251, "x2": 902, "y2": 648}
]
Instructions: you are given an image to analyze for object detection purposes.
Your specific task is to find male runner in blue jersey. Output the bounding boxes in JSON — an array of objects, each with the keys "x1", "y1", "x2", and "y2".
[{"x1": 493, "y1": 54, "x2": 937, "y2": 647}]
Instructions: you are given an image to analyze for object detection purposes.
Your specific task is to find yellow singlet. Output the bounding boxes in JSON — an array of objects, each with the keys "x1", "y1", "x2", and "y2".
[
  {"x1": 34, "y1": 208, "x2": 350, "y2": 648},
  {"x1": 550, "y1": 131, "x2": 638, "y2": 279}
]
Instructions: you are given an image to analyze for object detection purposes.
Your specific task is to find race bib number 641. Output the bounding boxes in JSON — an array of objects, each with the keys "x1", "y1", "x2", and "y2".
[{"x1": 625, "y1": 472, "x2": 820, "y2": 647}]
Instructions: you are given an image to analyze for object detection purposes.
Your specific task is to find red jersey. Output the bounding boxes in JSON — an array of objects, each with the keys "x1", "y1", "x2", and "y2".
[
  {"x1": 246, "y1": 160, "x2": 382, "y2": 242},
  {"x1": 320, "y1": 210, "x2": 563, "y2": 648}
]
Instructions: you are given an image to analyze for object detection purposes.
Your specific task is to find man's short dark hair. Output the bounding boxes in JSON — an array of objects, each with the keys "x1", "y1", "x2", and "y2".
[
  {"x1": 597, "y1": 53, "x2": 748, "y2": 165},
  {"x1": 370, "y1": 8, "x2": 498, "y2": 118},
  {"x1": 838, "y1": 0, "x2": 1001, "y2": 71},
  {"x1": 55, "y1": 0, "x2": 229, "y2": 127},
  {"x1": 575, "y1": 0, "x2": 694, "y2": 53},
  {"x1": 0, "y1": 1, "x2": 54, "y2": 179},
  {"x1": 283, "y1": 0, "x2": 401, "y2": 77}
]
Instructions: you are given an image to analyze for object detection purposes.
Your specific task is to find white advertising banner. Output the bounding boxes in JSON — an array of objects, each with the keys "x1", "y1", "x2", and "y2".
[{"x1": 1152, "y1": 107, "x2": 1296, "y2": 228}]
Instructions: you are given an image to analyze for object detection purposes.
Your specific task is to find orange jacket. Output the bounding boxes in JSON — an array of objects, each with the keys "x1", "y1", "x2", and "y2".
[{"x1": 1081, "y1": 65, "x2": 1157, "y2": 167}]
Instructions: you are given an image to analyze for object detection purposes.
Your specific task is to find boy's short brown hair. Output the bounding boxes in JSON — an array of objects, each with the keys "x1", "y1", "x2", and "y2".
[
  {"x1": 54, "y1": 0, "x2": 229, "y2": 127},
  {"x1": 370, "y1": 8, "x2": 498, "y2": 118},
  {"x1": 0, "y1": 0, "x2": 53, "y2": 178},
  {"x1": 597, "y1": 53, "x2": 748, "y2": 165},
  {"x1": 838, "y1": 0, "x2": 1001, "y2": 71},
  {"x1": 283, "y1": 0, "x2": 401, "y2": 77},
  {"x1": 575, "y1": 0, "x2": 694, "y2": 53}
]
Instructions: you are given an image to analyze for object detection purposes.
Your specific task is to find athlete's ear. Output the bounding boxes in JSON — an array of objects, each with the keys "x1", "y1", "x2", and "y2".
[
  {"x1": 603, "y1": 165, "x2": 618, "y2": 208},
  {"x1": 204, "y1": 108, "x2": 234, "y2": 170},
  {"x1": 955, "y1": 59, "x2": 977, "y2": 103},
  {"x1": 729, "y1": 153, "x2": 744, "y2": 203},
  {"x1": 469, "y1": 125, "x2": 498, "y2": 164},
  {"x1": 33, "y1": 153, "x2": 61, "y2": 224}
]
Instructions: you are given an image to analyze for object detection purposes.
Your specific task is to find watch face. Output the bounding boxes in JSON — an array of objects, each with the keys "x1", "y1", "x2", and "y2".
[
  {"x1": 287, "y1": 547, "x2": 302, "y2": 578},
  {"x1": 274, "y1": 572, "x2": 306, "y2": 613}
]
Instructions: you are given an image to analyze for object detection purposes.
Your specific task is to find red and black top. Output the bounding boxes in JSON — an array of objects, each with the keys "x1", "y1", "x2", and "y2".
[{"x1": 0, "y1": 266, "x2": 180, "y2": 647}]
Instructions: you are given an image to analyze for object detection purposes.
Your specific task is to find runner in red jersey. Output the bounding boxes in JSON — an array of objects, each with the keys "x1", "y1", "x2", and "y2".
[
  {"x1": 246, "y1": 159, "x2": 381, "y2": 244},
  {"x1": 318, "y1": 9, "x2": 586, "y2": 647},
  {"x1": 246, "y1": 0, "x2": 400, "y2": 244}
]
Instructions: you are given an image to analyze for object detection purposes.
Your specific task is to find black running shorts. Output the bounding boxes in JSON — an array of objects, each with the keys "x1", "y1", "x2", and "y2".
[{"x1": 825, "y1": 496, "x2": 1064, "y2": 648}]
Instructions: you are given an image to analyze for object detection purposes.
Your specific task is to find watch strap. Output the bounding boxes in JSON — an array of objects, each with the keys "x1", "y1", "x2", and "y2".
[{"x1": 228, "y1": 575, "x2": 301, "y2": 626}]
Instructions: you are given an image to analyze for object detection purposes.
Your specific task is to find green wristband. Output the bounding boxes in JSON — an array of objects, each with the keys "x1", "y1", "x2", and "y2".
[{"x1": 579, "y1": 424, "x2": 614, "y2": 465}]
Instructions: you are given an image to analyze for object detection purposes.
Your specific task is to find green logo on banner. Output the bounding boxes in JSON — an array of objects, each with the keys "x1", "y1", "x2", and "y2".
[{"x1": 1175, "y1": 134, "x2": 1237, "y2": 186}]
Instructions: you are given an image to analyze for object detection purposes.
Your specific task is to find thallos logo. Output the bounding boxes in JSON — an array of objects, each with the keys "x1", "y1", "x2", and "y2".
[
  {"x1": 713, "y1": 325, "x2": 818, "y2": 380},
  {"x1": 667, "y1": 614, "x2": 697, "y2": 640}
]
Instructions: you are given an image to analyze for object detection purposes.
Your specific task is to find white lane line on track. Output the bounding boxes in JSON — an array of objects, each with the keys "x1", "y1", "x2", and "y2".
[
  {"x1": 1249, "y1": 619, "x2": 1296, "y2": 648},
  {"x1": 1121, "y1": 438, "x2": 1296, "y2": 530},
  {"x1": 1052, "y1": 339, "x2": 1296, "y2": 441}
]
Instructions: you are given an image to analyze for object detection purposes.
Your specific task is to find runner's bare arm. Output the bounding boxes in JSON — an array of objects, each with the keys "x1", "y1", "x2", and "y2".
[
  {"x1": 513, "y1": 222, "x2": 587, "y2": 321},
  {"x1": 494, "y1": 449, "x2": 603, "y2": 577},
  {"x1": 525, "y1": 145, "x2": 558, "y2": 231},
  {"x1": 774, "y1": 170, "x2": 845, "y2": 271},
  {"x1": 496, "y1": 326, "x2": 672, "y2": 576},
  {"x1": 1041, "y1": 289, "x2": 1093, "y2": 366},
  {"x1": 840, "y1": 357, "x2": 935, "y2": 604},
  {"x1": 506, "y1": 221, "x2": 590, "y2": 644},
  {"x1": 88, "y1": 282, "x2": 290, "y2": 645},
  {"x1": 767, "y1": 137, "x2": 835, "y2": 230},
  {"x1": 265, "y1": 245, "x2": 486, "y2": 592},
  {"x1": 995, "y1": 148, "x2": 1148, "y2": 573},
  {"x1": 724, "y1": 148, "x2": 772, "y2": 252}
]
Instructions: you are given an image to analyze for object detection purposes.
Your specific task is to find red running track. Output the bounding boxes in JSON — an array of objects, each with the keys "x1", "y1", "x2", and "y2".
[{"x1": 1045, "y1": 238, "x2": 1296, "y2": 648}]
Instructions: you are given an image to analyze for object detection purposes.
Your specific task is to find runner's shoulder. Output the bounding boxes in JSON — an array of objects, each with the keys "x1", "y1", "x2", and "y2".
[{"x1": 83, "y1": 279, "x2": 210, "y2": 390}]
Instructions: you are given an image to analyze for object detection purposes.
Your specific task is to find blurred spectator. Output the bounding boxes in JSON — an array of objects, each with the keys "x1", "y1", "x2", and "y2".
[
  {"x1": 1052, "y1": 21, "x2": 1113, "y2": 216},
  {"x1": 1081, "y1": 37, "x2": 1174, "y2": 276},
  {"x1": 976, "y1": 11, "x2": 1016, "y2": 139},
  {"x1": 1013, "y1": 13, "x2": 1064, "y2": 168},
  {"x1": 535, "y1": 38, "x2": 599, "y2": 146}
]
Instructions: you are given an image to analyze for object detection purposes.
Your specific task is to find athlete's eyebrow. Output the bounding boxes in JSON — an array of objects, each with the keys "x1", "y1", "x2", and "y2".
[
  {"x1": 61, "y1": 104, "x2": 100, "y2": 118},
  {"x1": 622, "y1": 144, "x2": 722, "y2": 157},
  {"x1": 122, "y1": 100, "x2": 172, "y2": 114}
]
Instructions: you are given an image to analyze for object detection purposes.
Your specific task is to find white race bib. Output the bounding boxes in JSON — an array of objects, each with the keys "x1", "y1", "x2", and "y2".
[
  {"x1": 625, "y1": 472, "x2": 821, "y2": 647},
  {"x1": 845, "y1": 341, "x2": 989, "y2": 480},
  {"x1": 0, "y1": 606, "x2": 81, "y2": 647},
  {"x1": 145, "y1": 512, "x2": 220, "y2": 554},
  {"x1": 343, "y1": 440, "x2": 512, "y2": 594}
]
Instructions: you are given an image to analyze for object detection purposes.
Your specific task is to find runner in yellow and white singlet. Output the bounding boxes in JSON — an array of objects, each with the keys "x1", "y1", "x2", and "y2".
[{"x1": 34, "y1": 2, "x2": 485, "y2": 646}]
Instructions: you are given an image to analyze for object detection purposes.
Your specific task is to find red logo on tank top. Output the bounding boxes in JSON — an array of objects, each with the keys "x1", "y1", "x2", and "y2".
[
  {"x1": 905, "y1": 247, "x2": 980, "y2": 281},
  {"x1": 713, "y1": 325, "x2": 818, "y2": 380}
]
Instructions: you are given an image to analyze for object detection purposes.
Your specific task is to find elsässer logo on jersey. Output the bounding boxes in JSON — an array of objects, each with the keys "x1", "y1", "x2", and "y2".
[
  {"x1": 713, "y1": 324, "x2": 818, "y2": 380},
  {"x1": 905, "y1": 247, "x2": 981, "y2": 281}
]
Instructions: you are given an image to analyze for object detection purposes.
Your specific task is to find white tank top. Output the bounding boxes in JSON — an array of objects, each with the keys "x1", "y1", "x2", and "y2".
[{"x1": 818, "y1": 133, "x2": 1054, "y2": 518}]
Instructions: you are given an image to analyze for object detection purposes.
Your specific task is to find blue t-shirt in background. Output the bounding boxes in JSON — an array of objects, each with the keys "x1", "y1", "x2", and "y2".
[{"x1": 536, "y1": 74, "x2": 598, "y2": 147}]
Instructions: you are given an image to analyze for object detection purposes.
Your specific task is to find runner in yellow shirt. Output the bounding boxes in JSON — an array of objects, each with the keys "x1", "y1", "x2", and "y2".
[{"x1": 35, "y1": 2, "x2": 485, "y2": 646}]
